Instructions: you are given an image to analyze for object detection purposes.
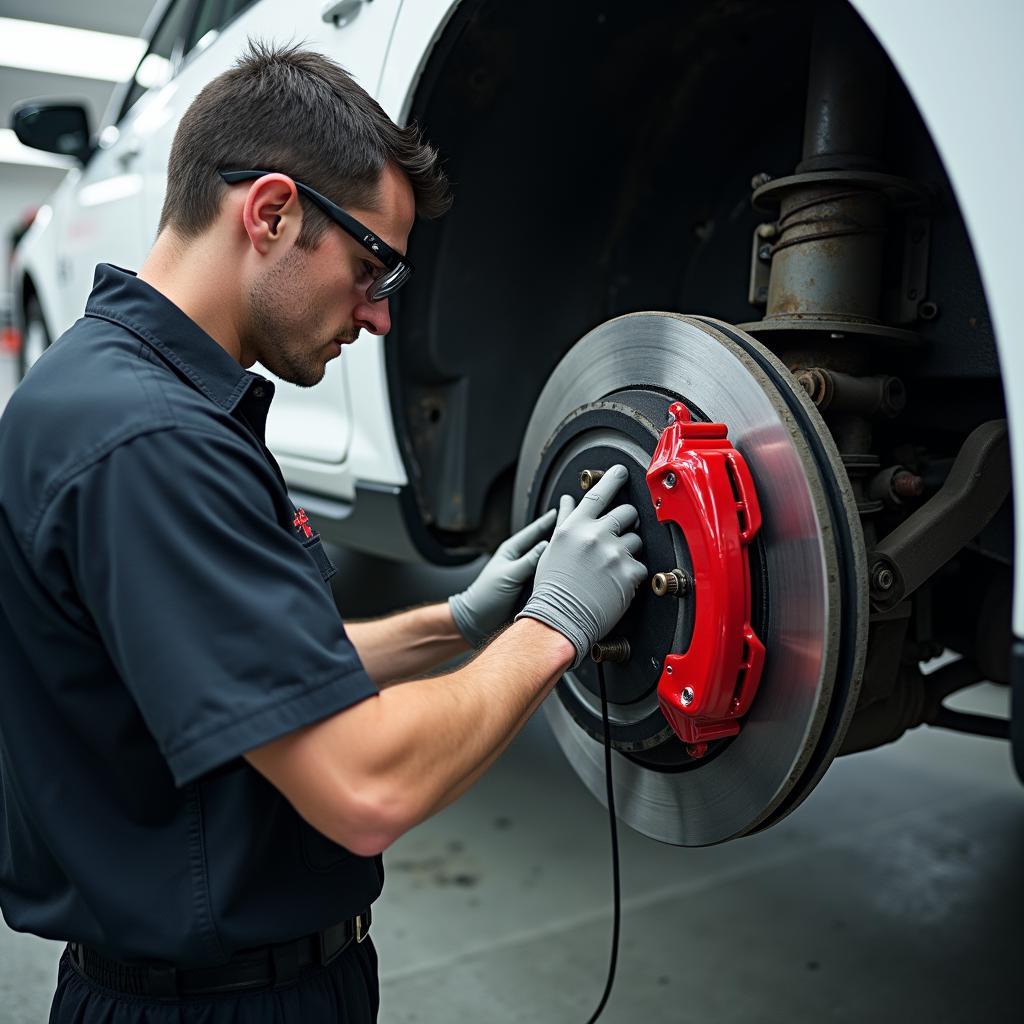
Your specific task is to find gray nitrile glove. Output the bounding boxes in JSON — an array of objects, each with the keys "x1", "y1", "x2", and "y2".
[
  {"x1": 448, "y1": 508, "x2": 558, "y2": 645},
  {"x1": 515, "y1": 464, "x2": 647, "y2": 668}
]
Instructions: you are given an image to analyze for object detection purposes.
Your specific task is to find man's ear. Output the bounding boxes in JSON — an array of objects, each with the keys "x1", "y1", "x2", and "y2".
[{"x1": 241, "y1": 174, "x2": 302, "y2": 254}]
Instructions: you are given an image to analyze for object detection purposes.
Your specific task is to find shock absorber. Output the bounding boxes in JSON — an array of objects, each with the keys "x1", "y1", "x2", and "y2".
[{"x1": 739, "y1": 0, "x2": 928, "y2": 545}]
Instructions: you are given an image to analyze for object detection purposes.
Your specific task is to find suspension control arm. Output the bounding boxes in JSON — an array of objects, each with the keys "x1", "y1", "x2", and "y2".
[{"x1": 869, "y1": 419, "x2": 1010, "y2": 611}]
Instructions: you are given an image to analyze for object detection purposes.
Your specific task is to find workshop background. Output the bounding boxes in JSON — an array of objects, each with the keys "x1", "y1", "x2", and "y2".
[{"x1": 0, "y1": 2, "x2": 1021, "y2": 1022}]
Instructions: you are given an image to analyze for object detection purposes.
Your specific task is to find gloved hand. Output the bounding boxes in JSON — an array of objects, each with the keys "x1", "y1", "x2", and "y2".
[
  {"x1": 448, "y1": 508, "x2": 558, "y2": 645},
  {"x1": 516, "y1": 464, "x2": 647, "y2": 668}
]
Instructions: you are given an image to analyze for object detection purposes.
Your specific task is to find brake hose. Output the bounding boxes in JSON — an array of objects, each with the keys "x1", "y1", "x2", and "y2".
[{"x1": 582, "y1": 660, "x2": 621, "y2": 1024}]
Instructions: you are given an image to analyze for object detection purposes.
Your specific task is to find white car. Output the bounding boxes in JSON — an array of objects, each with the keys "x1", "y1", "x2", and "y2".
[{"x1": 11, "y1": 0, "x2": 1023, "y2": 846}]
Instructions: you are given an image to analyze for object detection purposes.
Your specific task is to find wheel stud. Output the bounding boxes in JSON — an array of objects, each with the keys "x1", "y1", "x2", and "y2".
[
  {"x1": 579, "y1": 469, "x2": 605, "y2": 491},
  {"x1": 652, "y1": 569, "x2": 689, "y2": 597},
  {"x1": 591, "y1": 638, "x2": 630, "y2": 663}
]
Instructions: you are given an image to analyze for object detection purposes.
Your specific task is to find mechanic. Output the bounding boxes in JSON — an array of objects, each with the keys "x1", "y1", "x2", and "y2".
[{"x1": 0, "y1": 42, "x2": 647, "y2": 1023}]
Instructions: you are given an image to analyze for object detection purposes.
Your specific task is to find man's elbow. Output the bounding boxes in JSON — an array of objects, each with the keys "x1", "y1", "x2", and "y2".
[
  {"x1": 322, "y1": 780, "x2": 417, "y2": 858},
  {"x1": 335, "y1": 828, "x2": 393, "y2": 860}
]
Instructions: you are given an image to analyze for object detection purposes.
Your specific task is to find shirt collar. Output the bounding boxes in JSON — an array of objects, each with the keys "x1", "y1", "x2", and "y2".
[{"x1": 84, "y1": 263, "x2": 271, "y2": 415}]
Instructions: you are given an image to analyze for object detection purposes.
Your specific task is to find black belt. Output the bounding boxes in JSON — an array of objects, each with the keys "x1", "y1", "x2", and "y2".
[{"x1": 67, "y1": 908, "x2": 371, "y2": 998}]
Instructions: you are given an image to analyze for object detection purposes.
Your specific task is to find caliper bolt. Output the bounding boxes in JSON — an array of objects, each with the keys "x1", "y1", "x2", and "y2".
[
  {"x1": 681, "y1": 686, "x2": 695, "y2": 706},
  {"x1": 652, "y1": 569, "x2": 690, "y2": 597},
  {"x1": 663, "y1": 472, "x2": 677, "y2": 489},
  {"x1": 591, "y1": 637, "x2": 631, "y2": 664},
  {"x1": 871, "y1": 563, "x2": 895, "y2": 591},
  {"x1": 579, "y1": 469, "x2": 604, "y2": 491}
]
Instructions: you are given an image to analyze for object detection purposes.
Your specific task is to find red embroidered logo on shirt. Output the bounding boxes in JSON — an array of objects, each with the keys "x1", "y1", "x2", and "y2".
[{"x1": 293, "y1": 508, "x2": 312, "y2": 538}]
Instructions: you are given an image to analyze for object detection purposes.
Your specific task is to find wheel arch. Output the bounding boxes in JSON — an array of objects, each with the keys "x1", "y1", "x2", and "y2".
[{"x1": 388, "y1": 0, "x2": 1003, "y2": 560}]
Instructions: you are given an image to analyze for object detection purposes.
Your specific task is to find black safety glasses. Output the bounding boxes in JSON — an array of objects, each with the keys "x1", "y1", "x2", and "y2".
[{"x1": 219, "y1": 169, "x2": 413, "y2": 302}]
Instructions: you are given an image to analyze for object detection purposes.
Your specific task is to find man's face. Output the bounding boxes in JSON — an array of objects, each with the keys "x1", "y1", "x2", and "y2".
[{"x1": 244, "y1": 164, "x2": 416, "y2": 388}]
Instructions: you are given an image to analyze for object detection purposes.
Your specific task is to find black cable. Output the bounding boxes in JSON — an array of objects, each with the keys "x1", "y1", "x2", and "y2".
[{"x1": 583, "y1": 660, "x2": 621, "y2": 1024}]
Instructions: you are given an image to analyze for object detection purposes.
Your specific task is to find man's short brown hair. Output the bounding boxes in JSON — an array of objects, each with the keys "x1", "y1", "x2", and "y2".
[{"x1": 159, "y1": 40, "x2": 451, "y2": 248}]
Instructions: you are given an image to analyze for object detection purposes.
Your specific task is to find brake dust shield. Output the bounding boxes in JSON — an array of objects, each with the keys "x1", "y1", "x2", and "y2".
[{"x1": 513, "y1": 314, "x2": 867, "y2": 846}]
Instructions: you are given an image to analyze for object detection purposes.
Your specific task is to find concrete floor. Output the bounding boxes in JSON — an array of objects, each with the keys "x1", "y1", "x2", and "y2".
[{"x1": 2, "y1": 349, "x2": 1022, "y2": 1021}]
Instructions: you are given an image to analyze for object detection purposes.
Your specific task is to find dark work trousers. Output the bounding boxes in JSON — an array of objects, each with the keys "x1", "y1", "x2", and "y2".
[{"x1": 48, "y1": 940, "x2": 379, "y2": 1023}]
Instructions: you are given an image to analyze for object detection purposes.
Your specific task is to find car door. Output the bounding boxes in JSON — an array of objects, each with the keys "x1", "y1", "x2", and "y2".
[
  {"x1": 138, "y1": 0, "x2": 404, "y2": 489},
  {"x1": 55, "y1": 0, "x2": 198, "y2": 329}
]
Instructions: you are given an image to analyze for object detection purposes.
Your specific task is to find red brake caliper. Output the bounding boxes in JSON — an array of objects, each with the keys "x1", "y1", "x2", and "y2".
[{"x1": 646, "y1": 401, "x2": 766, "y2": 757}]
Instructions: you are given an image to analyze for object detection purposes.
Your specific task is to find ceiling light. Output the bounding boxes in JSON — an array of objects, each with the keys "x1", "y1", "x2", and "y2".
[{"x1": 0, "y1": 17, "x2": 145, "y2": 82}]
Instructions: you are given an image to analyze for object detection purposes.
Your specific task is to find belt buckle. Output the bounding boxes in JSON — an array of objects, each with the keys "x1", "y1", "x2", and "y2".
[{"x1": 355, "y1": 909, "x2": 370, "y2": 944}]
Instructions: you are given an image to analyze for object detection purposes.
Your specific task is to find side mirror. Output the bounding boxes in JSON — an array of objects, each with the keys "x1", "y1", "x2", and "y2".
[{"x1": 11, "y1": 103, "x2": 93, "y2": 164}]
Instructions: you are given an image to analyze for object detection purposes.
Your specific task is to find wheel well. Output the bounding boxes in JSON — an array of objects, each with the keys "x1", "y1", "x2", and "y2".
[{"x1": 389, "y1": 0, "x2": 1000, "y2": 555}]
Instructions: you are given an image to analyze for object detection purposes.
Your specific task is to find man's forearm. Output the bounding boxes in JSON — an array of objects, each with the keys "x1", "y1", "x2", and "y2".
[
  {"x1": 246, "y1": 618, "x2": 575, "y2": 856},
  {"x1": 419, "y1": 630, "x2": 563, "y2": 820},
  {"x1": 345, "y1": 602, "x2": 470, "y2": 685},
  {"x1": 349, "y1": 617, "x2": 574, "y2": 846}
]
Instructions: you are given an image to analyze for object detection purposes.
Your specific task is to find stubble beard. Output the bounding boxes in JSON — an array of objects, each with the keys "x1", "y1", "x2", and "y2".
[{"x1": 246, "y1": 252, "x2": 335, "y2": 388}]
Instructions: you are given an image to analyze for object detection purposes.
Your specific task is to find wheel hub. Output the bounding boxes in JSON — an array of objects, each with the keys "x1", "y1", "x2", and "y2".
[
  {"x1": 528, "y1": 390, "x2": 695, "y2": 755},
  {"x1": 514, "y1": 313, "x2": 867, "y2": 846}
]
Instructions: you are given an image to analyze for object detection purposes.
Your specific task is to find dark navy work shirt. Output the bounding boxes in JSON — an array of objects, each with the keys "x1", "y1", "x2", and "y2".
[{"x1": 0, "y1": 264, "x2": 382, "y2": 966}]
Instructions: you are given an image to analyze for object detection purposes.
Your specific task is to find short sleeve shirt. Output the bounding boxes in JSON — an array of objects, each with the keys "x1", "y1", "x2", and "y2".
[{"x1": 0, "y1": 264, "x2": 382, "y2": 966}]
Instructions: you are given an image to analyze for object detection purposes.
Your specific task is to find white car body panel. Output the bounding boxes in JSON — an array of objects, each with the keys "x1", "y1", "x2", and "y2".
[
  {"x1": 377, "y1": 0, "x2": 461, "y2": 123},
  {"x1": 849, "y1": 0, "x2": 1024, "y2": 635}
]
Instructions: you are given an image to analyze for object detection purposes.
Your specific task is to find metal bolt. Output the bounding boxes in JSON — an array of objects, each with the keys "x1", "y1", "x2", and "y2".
[
  {"x1": 918, "y1": 300, "x2": 939, "y2": 321},
  {"x1": 892, "y1": 471, "x2": 924, "y2": 499},
  {"x1": 794, "y1": 368, "x2": 828, "y2": 406},
  {"x1": 871, "y1": 563, "x2": 895, "y2": 591},
  {"x1": 579, "y1": 469, "x2": 605, "y2": 491},
  {"x1": 591, "y1": 637, "x2": 631, "y2": 664},
  {"x1": 795, "y1": 370, "x2": 816, "y2": 397},
  {"x1": 681, "y1": 686, "x2": 695, "y2": 706},
  {"x1": 750, "y1": 172, "x2": 773, "y2": 190},
  {"x1": 757, "y1": 243, "x2": 773, "y2": 262},
  {"x1": 756, "y1": 222, "x2": 778, "y2": 239},
  {"x1": 663, "y1": 472, "x2": 677, "y2": 490},
  {"x1": 652, "y1": 569, "x2": 689, "y2": 597}
]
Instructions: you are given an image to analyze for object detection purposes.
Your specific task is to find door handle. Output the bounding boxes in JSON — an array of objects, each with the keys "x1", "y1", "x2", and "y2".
[
  {"x1": 321, "y1": 0, "x2": 372, "y2": 28},
  {"x1": 117, "y1": 145, "x2": 141, "y2": 169}
]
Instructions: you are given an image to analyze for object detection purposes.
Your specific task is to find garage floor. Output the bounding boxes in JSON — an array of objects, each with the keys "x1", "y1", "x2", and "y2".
[{"x1": 1, "y1": 350, "x2": 1021, "y2": 1022}]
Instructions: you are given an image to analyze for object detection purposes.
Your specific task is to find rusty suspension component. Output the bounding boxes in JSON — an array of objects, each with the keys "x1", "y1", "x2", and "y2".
[
  {"x1": 794, "y1": 367, "x2": 906, "y2": 418},
  {"x1": 869, "y1": 420, "x2": 1010, "y2": 611}
]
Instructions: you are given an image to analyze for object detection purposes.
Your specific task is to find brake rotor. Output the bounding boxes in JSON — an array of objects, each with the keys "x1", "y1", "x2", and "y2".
[{"x1": 513, "y1": 313, "x2": 867, "y2": 846}]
